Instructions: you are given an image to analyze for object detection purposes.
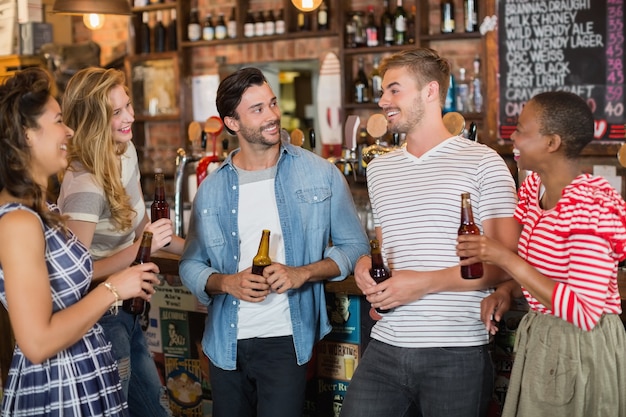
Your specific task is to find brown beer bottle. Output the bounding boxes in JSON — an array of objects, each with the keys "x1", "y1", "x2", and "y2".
[
  {"x1": 458, "y1": 192, "x2": 484, "y2": 279},
  {"x1": 252, "y1": 229, "x2": 271, "y2": 275},
  {"x1": 369, "y1": 239, "x2": 392, "y2": 314},
  {"x1": 122, "y1": 231, "x2": 153, "y2": 315},
  {"x1": 151, "y1": 173, "x2": 170, "y2": 246},
  {"x1": 151, "y1": 173, "x2": 170, "y2": 221}
]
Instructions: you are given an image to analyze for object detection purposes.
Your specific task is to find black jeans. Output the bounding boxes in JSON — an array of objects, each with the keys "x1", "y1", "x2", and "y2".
[
  {"x1": 341, "y1": 339, "x2": 493, "y2": 417},
  {"x1": 209, "y1": 335, "x2": 308, "y2": 417}
]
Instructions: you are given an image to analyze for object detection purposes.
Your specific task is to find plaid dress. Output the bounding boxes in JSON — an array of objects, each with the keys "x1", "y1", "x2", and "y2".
[{"x1": 0, "y1": 203, "x2": 128, "y2": 417}]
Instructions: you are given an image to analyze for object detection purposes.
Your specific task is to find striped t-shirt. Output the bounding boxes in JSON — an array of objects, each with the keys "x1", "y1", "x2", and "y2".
[
  {"x1": 58, "y1": 142, "x2": 146, "y2": 260},
  {"x1": 516, "y1": 172, "x2": 625, "y2": 331},
  {"x1": 366, "y1": 136, "x2": 517, "y2": 348}
]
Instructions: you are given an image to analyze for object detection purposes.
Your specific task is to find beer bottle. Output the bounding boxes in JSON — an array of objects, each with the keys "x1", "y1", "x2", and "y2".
[
  {"x1": 122, "y1": 231, "x2": 153, "y2": 315},
  {"x1": 151, "y1": 173, "x2": 170, "y2": 220},
  {"x1": 369, "y1": 239, "x2": 392, "y2": 314},
  {"x1": 187, "y1": 7, "x2": 201, "y2": 41},
  {"x1": 151, "y1": 173, "x2": 170, "y2": 246},
  {"x1": 252, "y1": 229, "x2": 271, "y2": 275},
  {"x1": 458, "y1": 192, "x2": 484, "y2": 279}
]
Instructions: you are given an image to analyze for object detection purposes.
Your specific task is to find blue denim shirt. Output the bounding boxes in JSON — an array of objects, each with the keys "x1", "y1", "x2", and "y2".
[{"x1": 179, "y1": 142, "x2": 369, "y2": 370}]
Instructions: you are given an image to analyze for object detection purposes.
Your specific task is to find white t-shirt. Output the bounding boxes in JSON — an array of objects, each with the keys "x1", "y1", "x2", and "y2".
[{"x1": 236, "y1": 166, "x2": 292, "y2": 339}]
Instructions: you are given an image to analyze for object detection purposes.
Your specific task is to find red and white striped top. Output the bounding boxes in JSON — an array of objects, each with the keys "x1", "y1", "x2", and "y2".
[{"x1": 515, "y1": 173, "x2": 625, "y2": 331}]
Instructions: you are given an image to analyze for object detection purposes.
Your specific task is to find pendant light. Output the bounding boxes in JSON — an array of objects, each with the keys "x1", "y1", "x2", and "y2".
[
  {"x1": 52, "y1": 0, "x2": 132, "y2": 16},
  {"x1": 291, "y1": 0, "x2": 323, "y2": 12}
]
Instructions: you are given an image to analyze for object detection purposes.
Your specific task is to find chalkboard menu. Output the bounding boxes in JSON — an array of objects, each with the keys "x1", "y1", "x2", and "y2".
[{"x1": 498, "y1": 0, "x2": 625, "y2": 141}]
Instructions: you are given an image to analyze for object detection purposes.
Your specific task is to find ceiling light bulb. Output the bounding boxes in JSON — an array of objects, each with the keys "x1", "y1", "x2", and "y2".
[{"x1": 83, "y1": 13, "x2": 105, "y2": 30}]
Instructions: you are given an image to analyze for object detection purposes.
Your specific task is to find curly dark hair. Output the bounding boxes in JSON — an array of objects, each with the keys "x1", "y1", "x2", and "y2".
[
  {"x1": 216, "y1": 67, "x2": 268, "y2": 135},
  {"x1": 0, "y1": 67, "x2": 66, "y2": 228},
  {"x1": 530, "y1": 91, "x2": 593, "y2": 159}
]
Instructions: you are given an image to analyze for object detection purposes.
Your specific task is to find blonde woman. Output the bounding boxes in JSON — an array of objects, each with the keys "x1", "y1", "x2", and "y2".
[
  {"x1": 0, "y1": 68, "x2": 159, "y2": 416},
  {"x1": 58, "y1": 67, "x2": 183, "y2": 417}
]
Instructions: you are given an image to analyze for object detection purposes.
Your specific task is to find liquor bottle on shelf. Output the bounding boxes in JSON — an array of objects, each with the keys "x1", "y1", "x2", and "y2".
[
  {"x1": 166, "y1": 8, "x2": 177, "y2": 51},
  {"x1": 371, "y1": 56, "x2": 382, "y2": 104},
  {"x1": 456, "y1": 67, "x2": 470, "y2": 113},
  {"x1": 345, "y1": 13, "x2": 356, "y2": 48},
  {"x1": 393, "y1": 0, "x2": 407, "y2": 45},
  {"x1": 469, "y1": 55, "x2": 484, "y2": 113},
  {"x1": 369, "y1": 239, "x2": 392, "y2": 314},
  {"x1": 139, "y1": 12, "x2": 151, "y2": 54},
  {"x1": 215, "y1": 13, "x2": 227, "y2": 40},
  {"x1": 202, "y1": 13, "x2": 214, "y2": 41},
  {"x1": 444, "y1": 73, "x2": 456, "y2": 113},
  {"x1": 264, "y1": 10, "x2": 276, "y2": 36},
  {"x1": 352, "y1": 12, "x2": 366, "y2": 47},
  {"x1": 297, "y1": 10, "x2": 311, "y2": 32},
  {"x1": 464, "y1": 0, "x2": 478, "y2": 32},
  {"x1": 317, "y1": 1, "x2": 328, "y2": 31},
  {"x1": 154, "y1": 10, "x2": 166, "y2": 52},
  {"x1": 187, "y1": 8, "x2": 201, "y2": 41},
  {"x1": 441, "y1": 0, "x2": 455, "y2": 34},
  {"x1": 354, "y1": 57, "x2": 370, "y2": 104},
  {"x1": 458, "y1": 193, "x2": 483, "y2": 279},
  {"x1": 227, "y1": 7, "x2": 237, "y2": 39},
  {"x1": 121, "y1": 231, "x2": 153, "y2": 315},
  {"x1": 254, "y1": 11, "x2": 265, "y2": 36},
  {"x1": 252, "y1": 230, "x2": 271, "y2": 275},
  {"x1": 275, "y1": 8, "x2": 286, "y2": 35},
  {"x1": 244, "y1": 9, "x2": 255, "y2": 38},
  {"x1": 365, "y1": 6, "x2": 378, "y2": 47},
  {"x1": 381, "y1": 0, "x2": 394, "y2": 46},
  {"x1": 407, "y1": 5, "x2": 416, "y2": 44}
]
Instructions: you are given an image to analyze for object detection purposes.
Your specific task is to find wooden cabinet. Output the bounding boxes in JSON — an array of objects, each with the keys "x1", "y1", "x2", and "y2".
[
  {"x1": 338, "y1": 0, "x2": 497, "y2": 146},
  {"x1": 127, "y1": 2, "x2": 185, "y2": 195},
  {"x1": 125, "y1": 0, "x2": 501, "y2": 188}
]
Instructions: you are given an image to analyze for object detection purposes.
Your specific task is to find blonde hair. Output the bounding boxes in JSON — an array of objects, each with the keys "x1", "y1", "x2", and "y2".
[{"x1": 62, "y1": 67, "x2": 135, "y2": 231}]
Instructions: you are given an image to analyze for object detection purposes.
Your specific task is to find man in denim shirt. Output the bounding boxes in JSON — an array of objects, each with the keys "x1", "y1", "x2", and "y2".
[{"x1": 180, "y1": 67, "x2": 369, "y2": 417}]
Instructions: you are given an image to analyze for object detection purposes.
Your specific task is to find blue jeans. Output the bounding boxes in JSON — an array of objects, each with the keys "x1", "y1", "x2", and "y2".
[
  {"x1": 341, "y1": 339, "x2": 493, "y2": 417},
  {"x1": 209, "y1": 336, "x2": 308, "y2": 417},
  {"x1": 99, "y1": 310, "x2": 172, "y2": 417}
]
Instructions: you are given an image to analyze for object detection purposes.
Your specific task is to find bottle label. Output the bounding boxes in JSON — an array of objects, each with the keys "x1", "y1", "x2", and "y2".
[
  {"x1": 255, "y1": 21, "x2": 265, "y2": 36},
  {"x1": 366, "y1": 28, "x2": 379, "y2": 47},
  {"x1": 244, "y1": 23, "x2": 255, "y2": 37},
  {"x1": 188, "y1": 24, "x2": 201, "y2": 41},
  {"x1": 318, "y1": 10, "x2": 327, "y2": 26},
  {"x1": 215, "y1": 26, "x2": 227, "y2": 39},
  {"x1": 275, "y1": 20, "x2": 286, "y2": 34},
  {"x1": 395, "y1": 16, "x2": 406, "y2": 32},
  {"x1": 202, "y1": 26, "x2": 215, "y2": 41},
  {"x1": 227, "y1": 21, "x2": 237, "y2": 38},
  {"x1": 264, "y1": 21, "x2": 275, "y2": 36}
]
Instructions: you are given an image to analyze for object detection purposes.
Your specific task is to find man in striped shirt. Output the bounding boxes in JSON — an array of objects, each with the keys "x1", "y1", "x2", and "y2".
[{"x1": 341, "y1": 48, "x2": 519, "y2": 417}]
